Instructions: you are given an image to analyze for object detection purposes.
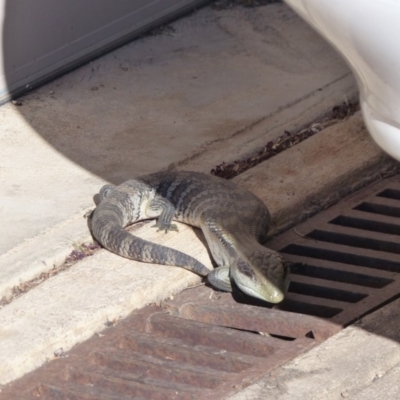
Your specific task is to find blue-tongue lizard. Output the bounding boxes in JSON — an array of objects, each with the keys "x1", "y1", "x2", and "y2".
[{"x1": 90, "y1": 170, "x2": 290, "y2": 303}]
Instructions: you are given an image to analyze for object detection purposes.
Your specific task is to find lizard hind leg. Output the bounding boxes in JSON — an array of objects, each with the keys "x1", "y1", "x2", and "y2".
[
  {"x1": 97, "y1": 184, "x2": 116, "y2": 203},
  {"x1": 88, "y1": 184, "x2": 116, "y2": 220},
  {"x1": 88, "y1": 184, "x2": 116, "y2": 233}
]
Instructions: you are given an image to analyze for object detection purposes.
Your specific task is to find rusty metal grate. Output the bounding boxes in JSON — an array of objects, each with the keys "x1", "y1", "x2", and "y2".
[{"x1": 3, "y1": 176, "x2": 400, "y2": 399}]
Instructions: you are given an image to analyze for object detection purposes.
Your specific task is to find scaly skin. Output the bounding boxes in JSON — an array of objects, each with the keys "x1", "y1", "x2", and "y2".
[{"x1": 90, "y1": 171, "x2": 290, "y2": 303}]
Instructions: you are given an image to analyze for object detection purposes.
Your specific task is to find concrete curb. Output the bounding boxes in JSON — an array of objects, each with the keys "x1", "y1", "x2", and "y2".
[
  {"x1": 234, "y1": 112, "x2": 397, "y2": 236},
  {"x1": 0, "y1": 208, "x2": 93, "y2": 302}
]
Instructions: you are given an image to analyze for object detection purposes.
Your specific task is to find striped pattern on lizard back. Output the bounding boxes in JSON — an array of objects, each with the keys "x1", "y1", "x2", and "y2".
[{"x1": 90, "y1": 170, "x2": 289, "y2": 303}]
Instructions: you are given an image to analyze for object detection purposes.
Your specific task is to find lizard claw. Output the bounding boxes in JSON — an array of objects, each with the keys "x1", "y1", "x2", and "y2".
[
  {"x1": 152, "y1": 222, "x2": 179, "y2": 233},
  {"x1": 166, "y1": 223, "x2": 179, "y2": 233}
]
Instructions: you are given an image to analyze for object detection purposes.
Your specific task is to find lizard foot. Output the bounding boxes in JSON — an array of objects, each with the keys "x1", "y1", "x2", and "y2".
[{"x1": 207, "y1": 266, "x2": 232, "y2": 292}]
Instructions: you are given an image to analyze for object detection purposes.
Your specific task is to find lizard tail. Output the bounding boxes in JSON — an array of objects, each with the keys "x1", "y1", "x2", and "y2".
[{"x1": 92, "y1": 220, "x2": 210, "y2": 277}]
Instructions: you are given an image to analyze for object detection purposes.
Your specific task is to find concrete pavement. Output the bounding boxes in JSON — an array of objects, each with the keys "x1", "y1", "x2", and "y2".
[{"x1": 0, "y1": 2, "x2": 356, "y2": 256}]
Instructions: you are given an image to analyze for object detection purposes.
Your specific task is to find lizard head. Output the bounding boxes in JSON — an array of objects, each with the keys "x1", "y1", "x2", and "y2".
[{"x1": 231, "y1": 253, "x2": 290, "y2": 304}]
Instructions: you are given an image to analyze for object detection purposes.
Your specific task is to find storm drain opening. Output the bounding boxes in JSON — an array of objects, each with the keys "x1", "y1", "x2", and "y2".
[{"x1": 3, "y1": 176, "x2": 400, "y2": 399}]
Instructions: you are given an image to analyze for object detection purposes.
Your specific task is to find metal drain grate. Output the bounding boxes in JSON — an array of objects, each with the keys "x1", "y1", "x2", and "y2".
[
  {"x1": 269, "y1": 175, "x2": 400, "y2": 327},
  {"x1": 3, "y1": 175, "x2": 400, "y2": 399}
]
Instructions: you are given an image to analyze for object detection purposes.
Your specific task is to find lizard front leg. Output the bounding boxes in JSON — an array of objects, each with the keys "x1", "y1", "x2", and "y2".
[
  {"x1": 146, "y1": 197, "x2": 179, "y2": 233},
  {"x1": 207, "y1": 266, "x2": 232, "y2": 292}
]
